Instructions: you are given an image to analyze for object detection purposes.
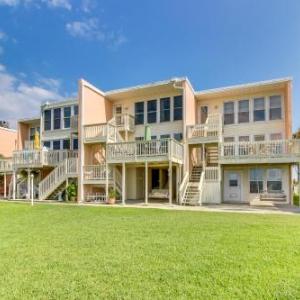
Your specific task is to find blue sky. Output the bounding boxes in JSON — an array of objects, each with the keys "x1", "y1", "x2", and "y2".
[{"x1": 0, "y1": 0, "x2": 299, "y2": 129}]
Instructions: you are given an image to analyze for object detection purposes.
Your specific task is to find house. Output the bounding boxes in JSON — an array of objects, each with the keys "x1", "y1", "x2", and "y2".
[{"x1": 2, "y1": 77, "x2": 299, "y2": 205}]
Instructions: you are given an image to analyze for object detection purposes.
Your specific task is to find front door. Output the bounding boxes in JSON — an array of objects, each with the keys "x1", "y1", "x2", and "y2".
[{"x1": 224, "y1": 171, "x2": 242, "y2": 202}]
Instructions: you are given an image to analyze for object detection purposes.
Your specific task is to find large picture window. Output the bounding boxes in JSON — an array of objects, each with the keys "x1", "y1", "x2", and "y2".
[
  {"x1": 267, "y1": 169, "x2": 282, "y2": 192},
  {"x1": 173, "y1": 95, "x2": 183, "y2": 121},
  {"x1": 269, "y1": 95, "x2": 282, "y2": 120},
  {"x1": 238, "y1": 100, "x2": 249, "y2": 123},
  {"x1": 253, "y1": 98, "x2": 265, "y2": 121},
  {"x1": 147, "y1": 100, "x2": 157, "y2": 123},
  {"x1": 160, "y1": 97, "x2": 170, "y2": 122},
  {"x1": 54, "y1": 108, "x2": 61, "y2": 130},
  {"x1": 250, "y1": 168, "x2": 264, "y2": 193},
  {"x1": 224, "y1": 102, "x2": 234, "y2": 125},
  {"x1": 44, "y1": 109, "x2": 51, "y2": 131},
  {"x1": 135, "y1": 102, "x2": 144, "y2": 125}
]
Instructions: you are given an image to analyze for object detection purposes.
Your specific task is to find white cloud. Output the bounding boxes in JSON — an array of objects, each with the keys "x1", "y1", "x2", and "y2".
[
  {"x1": 42, "y1": 0, "x2": 71, "y2": 10},
  {"x1": 0, "y1": 64, "x2": 63, "y2": 128},
  {"x1": 0, "y1": 31, "x2": 6, "y2": 40},
  {"x1": 66, "y1": 18, "x2": 127, "y2": 48},
  {"x1": 0, "y1": 0, "x2": 19, "y2": 6},
  {"x1": 0, "y1": 46, "x2": 4, "y2": 55},
  {"x1": 81, "y1": 0, "x2": 95, "y2": 13}
]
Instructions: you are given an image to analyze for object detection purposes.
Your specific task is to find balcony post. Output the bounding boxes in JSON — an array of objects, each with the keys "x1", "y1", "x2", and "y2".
[
  {"x1": 12, "y1": 171, "x2": 16, "y2": 200},
  {"x1": 27, "y1": 169, "x2": 31, "y2": 200},
  {"x1": 169, "y1": 160, "x2": 172, "y2": 205},
  {"x1": 4, "y1": 173, "x2": 6, "y2": 198},
  {"x1": 122, "y1": 162, "x2": 126, "y2": 205},
  {"x1": 105, "y1": 163, "x2": 109, "y2": 202},
  {"x1": 145, "y1": 161, "x2": 148, "y2": 205}
]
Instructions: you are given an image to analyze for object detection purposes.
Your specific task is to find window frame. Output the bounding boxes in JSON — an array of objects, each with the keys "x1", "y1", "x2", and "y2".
[
  {"x1": 269, "y1": 95, "x2": 282, "y2": 120},
  {"x1": 223, "y1": 101, "x2": 235, "y2": 125},
  {"x1": 173, "y1": 95, "x2": 183, "y2": 121},
  {"x1": 147, "y1": 99, "x2": 157, "y2": 124},
  {"x1": 253, "y1": 97, "x2": 265, "y2": 122},
  {"x1": 267, "y1": 168, "x2": 282, "y2": 193},
  {"x1": 160, "y1": 97, "x2": 171, "y2": 122},
  {"x1": 134, "y1": 102, "x2": 144, "y2": 125},
  {"x1": 44, "y1": 109, "x2": 52, "y2": 131},
  {"x1": 238, "y1": 99, "x2": 249, "y2": 123},
  {"x1": 249, "y1": 168, "x2": 264, "y2": 194},
  {"x1": 53, "y1": 108, "x2": 61, "y2": 130},
  {"x1": 63, "y1": 106, "x2": 71, "y2": 129},
  {"x1": 52, "y1": 140, "x2": 61, "y2": 150}
]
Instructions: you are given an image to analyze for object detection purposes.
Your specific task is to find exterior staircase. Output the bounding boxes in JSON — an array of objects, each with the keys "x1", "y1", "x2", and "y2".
[
  {"x1": 39, "y1": 158, "x2": 78, "y2": 200},
  {"x1": 181, "y1": 166, "x2": 204, "y2": 205}
]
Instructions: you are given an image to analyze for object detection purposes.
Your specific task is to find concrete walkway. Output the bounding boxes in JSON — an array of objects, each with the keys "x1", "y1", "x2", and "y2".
[{"x1": 1, "y1": 199, "x2": 300, "y2": 215}]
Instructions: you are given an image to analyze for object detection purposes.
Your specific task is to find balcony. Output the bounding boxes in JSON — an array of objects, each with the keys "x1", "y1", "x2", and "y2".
[
  {"x1": 83, "y1": 165, "x2": 113, "y2": 184},
  {"x1": 113, "y1": 114, "x2": 135, "y2": 132},
  {"x1": 219, "y1": 139, "x2": 300, "y2": 164},
  {"x1": 0, "y1": 159, "x2": 13, "y2": 172},
  {"x1": 187, "y1": 113, "x2": 222, "y2": 144},
  {"x1": 106, "y1": 139, "x2": 184, "y2": 164},
  {"x1": 13, "y1": 150, "x2": 78, "y2": 168},
  {"x1": 83, "y1": 123, "x2": 116, "y2": 143}
]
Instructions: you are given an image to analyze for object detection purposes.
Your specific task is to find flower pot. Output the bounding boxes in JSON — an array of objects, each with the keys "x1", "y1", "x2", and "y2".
[{"x1": 108, "y1": 197, "x2": 116, "y2": 205}]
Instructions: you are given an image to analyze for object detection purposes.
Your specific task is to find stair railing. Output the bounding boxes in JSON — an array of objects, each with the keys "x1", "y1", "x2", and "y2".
[
  {"x1": 198, "y1": 169, "x2": 205, "y2": 205},
  {"x1": 179, "y1": 172, "x2": 189, "y2": 205}
]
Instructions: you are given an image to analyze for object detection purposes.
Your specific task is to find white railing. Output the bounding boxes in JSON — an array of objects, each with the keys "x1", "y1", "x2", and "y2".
[
  {"x1": 198, "y1": 171, "x2": 205, "y2": 205},
  {"x1": 220, "y1": 139, "x2": 300, "y2": 161},
  {"x1": 187, "y1": 113, "x2": 222, "y2": 141},
  {"x1": 39, "y1": 158, "x2": 78, "y2": 200},
  {"x1": 113, "y1": 114, "x2": 135, "y2": 132},
  {"x1": 0, "y1": 159, "x2": 13, "y2": 172},
  {"x1": 84, "y1": 123, "x2": 117, "y2": 143},
  {"x1": 179, "y1": 172, "x2": 189, "y2": 205},
  {"x1": 85, "y1": 193, "x2": 106, "y2": 203},
  {"x1": 107, "y1": 139, "x2": 184, "y2": 162},
  {"x1": 43, "y1": 150, "x2": 78, "y2": 166},
  {"x1": 25, "y1": 140, "x2": 34, "y2": 150},
  {"x1": 83, "y1": 165, "x2": 112, "y2": 181},
  {"x1": 205, "y1": 166, "x2": 220, "y2": 181}
]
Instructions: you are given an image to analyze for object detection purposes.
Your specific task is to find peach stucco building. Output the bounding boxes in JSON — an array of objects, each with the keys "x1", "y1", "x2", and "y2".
[{"x1": 0, "y1": 76, "x2": 299, "y2": 206}]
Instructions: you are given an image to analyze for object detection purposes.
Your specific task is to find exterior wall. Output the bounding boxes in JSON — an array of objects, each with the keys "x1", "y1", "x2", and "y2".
[
  {"x1": 223, "y1": 164, "x2": 291, "y2": 203},
  {"x1": 0, "y1": 127, "x2": 17, "y2": 157},
  {"x1": 197, "y1": 88, "x2": 287, "y2": 141}
]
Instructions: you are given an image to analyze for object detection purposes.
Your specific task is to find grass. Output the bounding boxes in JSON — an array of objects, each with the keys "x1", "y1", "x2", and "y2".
[{"x1": 0, "y1": 203, "x2": 300, "y2": 299}]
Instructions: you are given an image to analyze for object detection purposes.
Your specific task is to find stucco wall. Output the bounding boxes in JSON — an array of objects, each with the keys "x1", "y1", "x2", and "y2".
[{"x1": 0, "y1": 127, "x2": 17, "y2": 157}]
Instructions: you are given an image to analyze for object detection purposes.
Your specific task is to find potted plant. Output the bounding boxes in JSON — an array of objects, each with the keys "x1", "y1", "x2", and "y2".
[
  {"x1": 108, "y1": 188, "x2": 119, "y2": 204},
  {"x1": 66, "y1": 182, "x2": 77, "y2": 202}
]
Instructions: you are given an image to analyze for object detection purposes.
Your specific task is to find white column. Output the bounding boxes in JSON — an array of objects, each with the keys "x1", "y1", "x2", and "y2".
[
  {"x1": 145, "y1": 161, "x2": 148, "y2": 205},
  {"x1": 27, "y1": 169, "x2": 31, "y2": 200},
  {"x1": 4, "y1": 173, "x2": 6, "y2": 198},
  {"x1": 122, "y1": 162, "x2": 126, "y2": 205},
  {"x1": 105, "y1": 163, "x2": 109, "y2": 202},
  {"x1": 65, "y1": 178, "x2": 69, "y2": 201},
  {"x1": 30, "y1": 174, "x2": 34, "y2": 205},
  {"x1": 169, "y1": 160, "x2": 172, "y2": 205},
  {"x1": 12, "y1": 171, "x2": 16, "y2": 200},
  {"x1": 113, "y1": 166, "x2": 116, "y2": 192},
  {"x1": 176, "y1": 165, "x2": 179, "y2": 204}
]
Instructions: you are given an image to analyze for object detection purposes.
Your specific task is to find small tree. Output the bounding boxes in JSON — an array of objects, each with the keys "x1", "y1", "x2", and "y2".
[{"x1": 66, "y1": 182, "x2": 77, "y2": 202}]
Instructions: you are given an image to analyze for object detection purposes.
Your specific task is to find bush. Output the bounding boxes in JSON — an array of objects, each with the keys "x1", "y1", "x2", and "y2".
[
  {"x1": 66, "y1": 182, "x2": 77, "y2": 201},
  {"x1": 293, "y1": 194, "x2": 299, "y2": 206}
]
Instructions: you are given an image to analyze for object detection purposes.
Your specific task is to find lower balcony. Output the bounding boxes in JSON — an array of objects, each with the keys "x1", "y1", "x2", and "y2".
[
  {"x1": 0, "y1": 159, "x2": 13, "y2": 173},
  {"x1": 83, "y1": 165, "x2": 113, "y2": 184},
  {"x1": 219, "y1": 139, "x2": 300, "y2": 164},
  {"x1": 106, "y1": 139, "x2": 184, "y2": 164}
]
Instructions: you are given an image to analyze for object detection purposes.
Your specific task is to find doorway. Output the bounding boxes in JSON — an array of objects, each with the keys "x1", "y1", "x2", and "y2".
[{"x1": 224, "y1": 171, "x2": 242, "y2": 202}]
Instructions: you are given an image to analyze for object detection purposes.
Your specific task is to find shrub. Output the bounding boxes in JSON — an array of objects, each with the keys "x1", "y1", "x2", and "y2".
[{"x1": 293, "y1": 194, "x2": 299, "y2": 206}]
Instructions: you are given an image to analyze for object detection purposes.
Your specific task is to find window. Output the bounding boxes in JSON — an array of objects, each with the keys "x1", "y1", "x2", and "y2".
[
  {"x1": 63, "y1": 139, "x2": 70, "y2": 150},
  {"x1": 253, "y1": 98, "x2": 265, "y2": 121},
  {"x1": 173, "y1": 95, "x2": 183, "y2": 121},
  {"x1": 74, "y1": 105, "x2": 78, "y2": 115},
  {"x1": 147, "y1": 100, "x2": 157, "y2": 123},
  {"x1": 160, "y1": 134, "x2": 170, "y2": 139},
  {"x1": 160, "y1": 97, "x2": 170, "y2": 122},
  {"x1": 151, "y1": 136, "x2": 157, "y2": 140},
  {"x1": 267, "y1": 169, "x2": 282, "y2": 192},
  {"x1": 29, "y1": 128, "x2": 35, "y2": 141},
  {"x1": 239, "y1": 136, "x2": 250, "y2": 142},
  {"x1": 239, "y1": 136, "x2": 250, "y2": 155},
  {"x1": 238, "y1": 100, "x2": 249, "y2": 123},
  {"x1": 269, "y1": 95, "x2": 282, "y2": 120},
  {"x1": 54, "y1": 108, "x2": 61, "y2": 130},
  {"x1": 135, "y1": 136, "x2": 144, "y2": 141},
  {"x1": 224, "y1": 102, "x2": 234, "y2": 125},
  {"x1": 229, "y1": 173, "x2": 238, "y2": 187},
  {"x1": 44, "y1": 109, "x2": 51, "y2": 131},
  {"x1": 224, "y1": 136, "x2": 234, "y2": 142},
  {"x1": 270, "y1": 133, "x2": 282, "y2": 140},
  {"x1": 254, "y1": 135, "x2": 265, "y2": 142},
  {"x1": 135, "y1": 102, "x2": 144, "y2": 125},
  {"x1": 64, "y1": 107, "x2": 71, "y2": 129},
  {"x1": 250, "y1": 168, "x2": 264, "y2": 193},
  {"x1": 73, "y1": 138, "x2": 78, "y2": 150},
  {"x1": 43, "y1": 141, "x2": 51, "y2": 149},
  {"x1": 174, "y1": 133, "x2": 183, "y2": 141},
  {"x1": 53, "y1": 140, "x2": 61, "y2": 150}
]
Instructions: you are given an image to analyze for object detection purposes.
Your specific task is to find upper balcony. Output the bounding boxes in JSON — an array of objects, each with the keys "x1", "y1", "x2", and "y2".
[
  {"x1": 219, "y1": 139, "x2": 300, "y2": 164},
  {"x1": 13, "y1": 150, "x2": 78, "y2": 168},
  {"x1": 83, "y1": 123, "x2": 117, "y2": 144},
  {"x1": 113, "y1": 113, "x2": 135, "y2": 132},
  {"x1": 187, "y1": 113, "x2": 222, "y2": 144},
  {"x1": 0, "y1": 159, "x2": 13, "y2": 173},
  {"x1": 106, "y1": 139, "x2": 184, "y2": 164}
]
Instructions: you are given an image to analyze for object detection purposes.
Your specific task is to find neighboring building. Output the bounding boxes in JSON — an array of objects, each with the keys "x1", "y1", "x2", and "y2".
[{"x1": 1, "y1": 77, "x2": 299, "y2": 206}]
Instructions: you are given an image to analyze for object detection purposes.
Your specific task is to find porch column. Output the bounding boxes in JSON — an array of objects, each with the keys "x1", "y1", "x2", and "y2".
[
  {"x1": 122, "y1": 162, "x2": 126, "y2": 205},
  {"x1": 145, "y1": 161, "x2": 148, "y2": 205},
  {"x1": 30, "y1": 173, "x2": 34, "y2": 205},
  {"x1": 4, "y1": 173, "x2": 6, "y2": 198},
  {"x1": 105, "y1": 163, "x2": 109, "y2": 202},
  {"x1": 12, "y1": 171, "x2": 16, "y2": 200},
  {"x1": 176, "y1": 165, "x2": 179, "y2": 204},
  {"x1": 65, "y1": 178, "x2": 69, "y2": 201},
  {"x1": 202, "y1": 144, "x2": 205, "y2": 168},
  {"x1": 27, "y1": 169, "x2": 31, "y2": 200},
  {"x1": 169, "y1": 160, "x2": 172, "y2": 205},
  {"x1": 113, "y1": 166, "x2": 116, "y2": 192}
]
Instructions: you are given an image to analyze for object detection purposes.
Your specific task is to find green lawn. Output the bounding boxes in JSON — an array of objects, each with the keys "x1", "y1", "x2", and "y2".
[{"x1": 0, "y1": 203, "x2": 300, "y2": 299}]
